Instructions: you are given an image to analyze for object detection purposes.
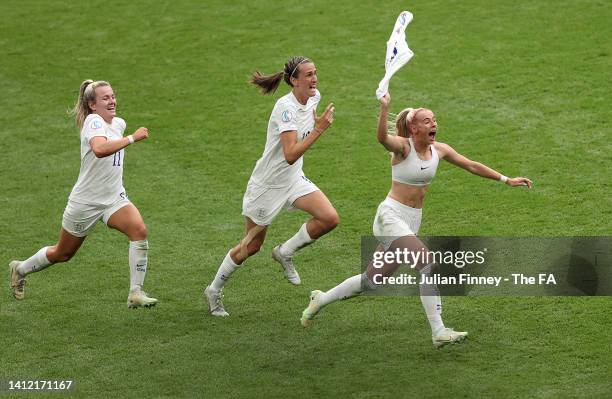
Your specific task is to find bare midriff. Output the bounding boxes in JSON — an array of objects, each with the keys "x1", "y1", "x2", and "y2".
[{"x1": 387, "y1": 180, "x2": 429, "y2": 209}]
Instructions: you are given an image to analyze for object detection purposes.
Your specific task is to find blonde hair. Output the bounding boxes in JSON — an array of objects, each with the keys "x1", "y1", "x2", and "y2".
[
  {"x1": 70, "y1": 79, "x2": 110, "y2": 128},
  {"x1": 388, "y1": 107, "x2": 424, "y2": 137}
]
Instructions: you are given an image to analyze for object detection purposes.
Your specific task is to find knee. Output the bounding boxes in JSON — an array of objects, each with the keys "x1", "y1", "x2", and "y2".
[
  {"x1": 49, "y1": 247, "x2": 76, "y2": 263},
  {"x1": 321, "y1": 211, "x2": 340, "y2": 231},
  {"x1": 131, "y1": 224, "x2": 148, "y2": 241}
]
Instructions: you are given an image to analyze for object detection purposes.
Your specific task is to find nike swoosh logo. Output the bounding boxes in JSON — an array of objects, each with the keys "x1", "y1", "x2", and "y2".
[{"x1": 420, "y1": 166, "x2": 429, "y2": 170}]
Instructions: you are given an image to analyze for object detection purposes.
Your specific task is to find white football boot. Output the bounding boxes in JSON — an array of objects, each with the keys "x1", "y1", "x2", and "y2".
[
  {"x1": 204, "y1": 285, "x2": 229, "y2": 317},
  {"x1": 127, "y1": 288, "x2": 158, "y2": 308},
  {"x1": 272, "y1": 246, "x2": 301, "y2": 285},
  {"x1": 300, "y1": 290, "x2": 324, "y2": 327},
  {"x1": 432, "y1": 328, "x2": 468, "y2": 348}
]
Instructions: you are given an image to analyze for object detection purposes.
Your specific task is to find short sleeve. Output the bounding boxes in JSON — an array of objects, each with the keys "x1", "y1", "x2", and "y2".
[
  {"x1": 114, "y1": 117, "x2": 127, "y2": 133},
  {"x1": 82, "y1": 115, "x2": 108, "y2": 143},
  {"x1": 277, "y1": 105, "x2": 298, "y2": 134}
]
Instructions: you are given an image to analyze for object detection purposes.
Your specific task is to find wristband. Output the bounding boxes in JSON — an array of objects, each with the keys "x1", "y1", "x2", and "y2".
[
  {"x1": 499, "y1": 175, "x2": 508, "y2": 183},
  {"x1": 127, "y1": 135, "x2": 134, "y2": 144}
]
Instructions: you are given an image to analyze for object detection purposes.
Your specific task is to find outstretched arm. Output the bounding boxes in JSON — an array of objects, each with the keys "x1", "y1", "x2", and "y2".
[
  {"x1": 280, "y1": 103, "x2": 334, "y2": 165},
  {"x1": 436, "y1": 142, "x2": 533, "y2": 187},
  {"x1": 377, "y1": 93, "x2": 406, "y2": 155}
]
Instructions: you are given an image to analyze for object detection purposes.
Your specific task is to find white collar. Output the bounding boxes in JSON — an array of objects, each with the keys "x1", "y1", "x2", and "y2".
[{"x1": 289, "y1": 91, "x2": 309, "y2": 110}]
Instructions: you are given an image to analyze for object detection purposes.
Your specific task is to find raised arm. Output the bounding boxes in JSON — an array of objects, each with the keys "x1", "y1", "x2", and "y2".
[
  {"x1": 90, "y1": 127, "x2": 149, "y2": 158},
  {"x1": 436, "y1": 142, "x2": 533, "y2": 187},
  {"x1": 280, "y1": 103, "x2": 334, "y2": 165},
  {"x1": 377, "y1": 93, "x2": 407, "y2": 155}
]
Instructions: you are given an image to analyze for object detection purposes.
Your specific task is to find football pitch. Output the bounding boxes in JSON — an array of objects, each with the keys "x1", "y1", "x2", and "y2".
[{"x1": 1, "y1": 0, "x2": 610, "y2": 397}]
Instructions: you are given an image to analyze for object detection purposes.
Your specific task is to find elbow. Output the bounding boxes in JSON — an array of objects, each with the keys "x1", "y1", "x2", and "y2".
[
  {"x1": 92, "y1": 148, "x2": 108, "y2": 158},
  {"x1": 468, "y1": 162, "x2": 482, "y2": 175},
  {"x1": 377, "y1": 133, "x2": 388, "y2": 145},
  {"x1": 284, "y1": 151, "x2": 298, "y2": 165}
]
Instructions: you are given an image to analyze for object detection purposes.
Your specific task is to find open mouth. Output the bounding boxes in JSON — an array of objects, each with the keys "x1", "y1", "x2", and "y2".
[{"x1": 428, "y1": 130, "x2": 436, "y2": 139}]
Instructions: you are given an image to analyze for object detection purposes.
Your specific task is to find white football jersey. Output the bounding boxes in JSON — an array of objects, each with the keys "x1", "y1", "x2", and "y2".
[
  {"x1": 376, "y1": 11, "x2": 414, "y2": 99},
  {"x1": 68, "y1": 114, "x2": 127, "y2": 206},
  {"x1": 249, "y1": 90, "x2": 321, "y2": 188}
]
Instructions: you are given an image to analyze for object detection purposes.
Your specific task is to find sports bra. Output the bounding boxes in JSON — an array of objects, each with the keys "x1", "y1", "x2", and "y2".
[{"x1": 391, "y1": 137, "x2": 439, "y2": 186}]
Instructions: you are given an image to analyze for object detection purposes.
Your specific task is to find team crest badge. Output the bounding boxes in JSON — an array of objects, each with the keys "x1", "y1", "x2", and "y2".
[{"x1": 281, "y1": 110, "x2": 293, "y2": 123}]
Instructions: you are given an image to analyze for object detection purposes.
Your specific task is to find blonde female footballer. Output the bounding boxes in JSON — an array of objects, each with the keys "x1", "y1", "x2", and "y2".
[
  {"x1": 9, "y1": 80, "x2": 157, "y2": 308},
  {"x1": 301, "y1": 92, "x2": 532, "y2": 347}
]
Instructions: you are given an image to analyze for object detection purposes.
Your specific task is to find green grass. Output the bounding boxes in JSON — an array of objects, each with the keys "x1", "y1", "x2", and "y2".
[{"x1": 1, "y1": 0, "x2": 611, "y2": 398}]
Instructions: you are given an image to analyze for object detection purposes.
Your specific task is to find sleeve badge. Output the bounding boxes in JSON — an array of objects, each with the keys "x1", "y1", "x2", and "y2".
[{"x1": 281, "y1": 109, "x2": 293, "y2": 123}]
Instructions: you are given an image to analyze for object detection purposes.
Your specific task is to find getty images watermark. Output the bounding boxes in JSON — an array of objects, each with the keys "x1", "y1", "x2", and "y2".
[{"x1": 361, "y1": 236, "x2": 612, "y2": 296}]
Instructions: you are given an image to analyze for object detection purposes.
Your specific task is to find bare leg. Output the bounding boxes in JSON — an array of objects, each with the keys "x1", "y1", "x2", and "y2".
[
  {"x1": 11, "y1": 228, "x2": 85, "y2": 300},
  {"x1": 274, "y1": 190, "x2": 340, "y2": 267},
  {"x1": 47, "y1": 228, "x2": 87, "y2": 263},
  {"x1": 365, "y1": 235, "x2": 430, "y2": 281},
  {"x1": 230, "y1": 217, "x2": 268, "y2": 265},
  {"x1": 209, "y1": 217, "x2": 268, "y2": 292},
  {"x1": 364, "y1": 235, "x2": 444, "y2": 335},
  {"x1": 106, "y1": 204, "x2": 147, "y2": 241},
  {"x1": 205, "y1": 218, "x2": 269, "y2": 316},
  {"x1": 292, "y1": 190, "x2": 339, "y2": 239},
  {"x1": 20, "y1": 228, "x2": 86, "y2": 273}
]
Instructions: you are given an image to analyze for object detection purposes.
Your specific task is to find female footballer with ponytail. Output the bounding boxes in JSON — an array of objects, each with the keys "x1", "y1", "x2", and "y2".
[{"x1": 9, "y1": 80, "x2": 157, "y2": 308}]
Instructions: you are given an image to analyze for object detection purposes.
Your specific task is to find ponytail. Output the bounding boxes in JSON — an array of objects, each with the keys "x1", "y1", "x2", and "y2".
[
  {"x1": 395, "y1": 108, "x2": 412, "y2": 138},
  {"x1": 250, "y1": 71, "x2": 284, "y2": 95},
  {"x1": 250, "y1": 56, "x2": 311, "y2": 95},
  {"x1": 70, "y1": 79, "x2": 110, "y2": 129},
  {"x1": 395, "y1": 107, "x2": 424, "y2": 137}
]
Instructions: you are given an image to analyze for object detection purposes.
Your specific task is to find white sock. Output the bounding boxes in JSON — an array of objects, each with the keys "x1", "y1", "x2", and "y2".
[
  {"x1": 279, "y1": 223, "x2": 315, "y2": 257},
  {"x1": 211, "y1": 251, "x2": 240, "y2": 291},
  {"x1": 319, "y1": 274, "x2": 364, "y2": 307},
  {"x1": 419, "y1": 263, "x2": 445, "y2": 335},
  {"x1": 129, "y1": 240, "x2": 149, "y2": 291},
  {"x1": 17, "y1": 247, "x2": 52, "y2": 275}
]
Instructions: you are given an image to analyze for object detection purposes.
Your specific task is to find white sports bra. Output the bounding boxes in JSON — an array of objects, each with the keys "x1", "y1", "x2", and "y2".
[{"x1": 391, "y1": 137, "x2": 439, "y2": 186}]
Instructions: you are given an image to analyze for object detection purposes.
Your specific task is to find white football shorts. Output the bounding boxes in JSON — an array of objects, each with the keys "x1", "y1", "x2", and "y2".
[
  {"x1": 372, "y1": 196, "x2": 422, "y2": 249},
  {"x1": 242, "y1": 175, "x2": 319, "y2": 226},
  {"x1": 62, "y1": 192, "x2": 131, "y2": 237}
]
